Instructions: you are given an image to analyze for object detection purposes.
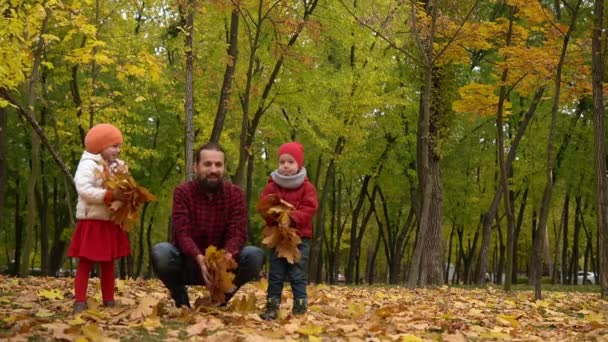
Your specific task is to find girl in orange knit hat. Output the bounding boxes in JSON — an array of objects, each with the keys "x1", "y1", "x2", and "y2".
[{"x1": 67, "y1": 123, "x2": 131, "y2": 314}]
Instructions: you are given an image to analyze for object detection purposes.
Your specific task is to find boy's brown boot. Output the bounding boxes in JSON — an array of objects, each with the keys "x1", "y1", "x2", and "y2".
[{"x1": 260, "y1": 297, "x2": 280, "y2": 320}]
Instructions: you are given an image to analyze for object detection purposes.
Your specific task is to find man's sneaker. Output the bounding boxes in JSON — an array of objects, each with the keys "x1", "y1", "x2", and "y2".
[
  {"x1": 260, "y1": 297, "x2": 281, "y2": 320},
  {"x1": 219, "y1": 287, "x2": 237, "y2": 307},
  {"x1": 171, "y1": 288, "x2": 191, "y2": 308}
]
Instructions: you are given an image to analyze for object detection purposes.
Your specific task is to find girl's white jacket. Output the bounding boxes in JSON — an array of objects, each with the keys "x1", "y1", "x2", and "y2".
[{"x1": 74, "y1": 151, "x2": 124, "y2": 220}]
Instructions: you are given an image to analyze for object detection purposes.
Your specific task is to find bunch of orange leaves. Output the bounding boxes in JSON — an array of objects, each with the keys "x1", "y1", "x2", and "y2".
[
  {"x1": 203, "y1": 245, "x2": 237, "y2": 304},
  {"x1": 97, "y1": 163, "x2": 156, "y2": 232},
  {"x1": 257, "y1": 194, "x2": 301, "y2": 264}
]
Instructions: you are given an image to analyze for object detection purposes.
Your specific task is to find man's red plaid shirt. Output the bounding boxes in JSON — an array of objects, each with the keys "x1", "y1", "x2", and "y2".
[{"x1": 171, "y1": 180, "x2": 247, "y2": 259}]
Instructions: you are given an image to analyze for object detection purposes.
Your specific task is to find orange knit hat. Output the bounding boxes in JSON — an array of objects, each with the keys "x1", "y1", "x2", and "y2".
[{"x1": 84, "y1": 124, "x2": 123, "y2": 154}]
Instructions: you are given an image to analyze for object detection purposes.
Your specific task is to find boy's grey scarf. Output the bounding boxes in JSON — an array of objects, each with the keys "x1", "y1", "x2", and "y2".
[{"x1": 270, "y1": 168, "x2": 307, "y2": 189}]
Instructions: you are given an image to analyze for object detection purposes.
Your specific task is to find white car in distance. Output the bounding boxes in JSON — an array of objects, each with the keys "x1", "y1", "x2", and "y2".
[{"x1": 576, "y1": 271, "x2": 596, "y2": 285}]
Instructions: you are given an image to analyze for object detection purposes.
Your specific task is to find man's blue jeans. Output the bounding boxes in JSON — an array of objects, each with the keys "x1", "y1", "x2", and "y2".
[
  {"x1": 151, "y1": 242, "x2": 265, "y2": 307},
  {"x1": 267, "y1": 239, "x2": 310, "y2": 300}
]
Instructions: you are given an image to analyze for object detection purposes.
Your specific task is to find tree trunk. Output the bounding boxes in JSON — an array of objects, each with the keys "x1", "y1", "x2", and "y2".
[
  {"x1": 591, "y1": 0, "x2": 608, "y2": 298},
  {"x1": 477, "y1": 10, "x2": 516, "y2": 287},
  {"x1": 495, "y1": 11, "x2": 516, "y2": 290},
  {"x1": 561, "y1": 193, "x2": 570, "y2": 284},
  {"x1": 14, "y1": 176, "x2": 23, "y2": 275},
  {"x1": 420, "y1": 151, "x2": 443, "y2": 284},
  {"x1": 210, "y1": 9, "x2": 239, "y2": 143},
  {"x1": 184, "y1": 0, "x2": 195, "y2": 181},
  {"x1": 446, "y1": 222, "x2": 456, "y2": 284},
  {"x1": 309, "y1": 138, "x2": 345, "y2": 282},
  {"x1": 327, "y1": 173, "x2": 338, "y2": 284},
  {"x1": 366, "y1": 228, "x2": 382, "y2": 285},
  {"x1": 49, "y1": 177, "x2": 67, "y2": 276},
  {"x1": 512, "y1": 185, "x2": 528, "y2": 284},
  {"x1": 345, "y1": 175, "x2": 372, "y2": 283},
  {"x1": 497, "y1": 224, "x2": 505, "y2": 284},
  {"x1": 0, "y1": 108, "x2": 7, "y2": 239},
  {"x1": 135, "y1": 203, "x2": 150, "y2": 278},
  {"x1": 389, "y1": 207, "x2": 415, "y2": 284},
  {"x1": 569, "y1": 196, "x2": 582, "y2": 284},
  {"x1": 533, "y1": 0, "x2": 581, "y2": 299},
  {"x1": 407, "y1": 0, "x2": 437, "y2": 287},
  {"x1": 20, "y1": 9, "x2": 51, "y2": 277},
  {"x1": 39, "y1": 80, "x2": 50, "y2": 275}
]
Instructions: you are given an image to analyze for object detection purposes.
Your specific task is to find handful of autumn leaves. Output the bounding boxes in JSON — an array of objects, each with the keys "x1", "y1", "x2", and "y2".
[
  {"x1": 203, "y1": 246, "x2": 237, "y2": 303},
  {"x1": 97, "y1": 162, "x2": 156, "y2": 232},
  {"x1": 257, "y1": 194, "x2": 302, "y2": 264}
]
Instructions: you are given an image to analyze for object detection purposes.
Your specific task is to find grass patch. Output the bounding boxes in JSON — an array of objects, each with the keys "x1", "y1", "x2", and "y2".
[{"x1": 452, "y1": 283, "x2": 601, "y2": 293}]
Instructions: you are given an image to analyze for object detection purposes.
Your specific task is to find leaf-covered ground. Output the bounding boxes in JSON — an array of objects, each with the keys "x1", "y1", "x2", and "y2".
[{"x1": 1, "y1": 275, "x2": 607, "y2": 341}]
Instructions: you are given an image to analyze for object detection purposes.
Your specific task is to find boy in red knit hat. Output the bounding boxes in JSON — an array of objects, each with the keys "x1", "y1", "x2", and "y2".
[
  {"x1": 258, "y1": 141, "x2": 318, "y2": 320},
  {"x1": 67, "y1": 123, "x2": 131, "y2": 314}
]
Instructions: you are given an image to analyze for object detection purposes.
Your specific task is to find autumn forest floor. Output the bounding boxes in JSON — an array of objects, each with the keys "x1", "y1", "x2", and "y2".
[{"x1": 1, "y1": 275, "x2": 607, "y2": 341}]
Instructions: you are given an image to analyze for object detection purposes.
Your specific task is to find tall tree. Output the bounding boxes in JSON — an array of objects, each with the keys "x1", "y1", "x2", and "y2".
[
  {"x1": 591, "y1": 0, "x2": 608, "y2": 298},
  {"x1": 20, "y1": 8, "x2": 51, "y2": 277},
  {"x1": 184, "y1": 0, "x2": 196, "y2": 181},
  {"x1": 532, "y1": 0, "x2": 581, "y2": 300}
]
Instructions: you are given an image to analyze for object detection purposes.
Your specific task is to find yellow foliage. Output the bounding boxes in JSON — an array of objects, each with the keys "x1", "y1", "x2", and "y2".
[
  {"x1": 507, "y1": 0, "x2": 552, "y2": 25},
  {"x1": 453, "y1": 83, "x2": 509, "y2": 118}
]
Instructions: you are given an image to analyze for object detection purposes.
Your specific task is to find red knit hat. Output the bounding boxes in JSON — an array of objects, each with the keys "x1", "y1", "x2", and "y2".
[
  {"x1": 84, "y1": 124, "x2": 123, "y2": 154},
  {"x1": 278, "y1": 142, "x2": 304, "y2": 168}
]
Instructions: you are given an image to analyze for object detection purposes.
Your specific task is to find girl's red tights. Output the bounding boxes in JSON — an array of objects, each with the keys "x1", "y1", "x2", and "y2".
[{"x1": 74, "y1": 258, "x2": 115, "y2": 302}]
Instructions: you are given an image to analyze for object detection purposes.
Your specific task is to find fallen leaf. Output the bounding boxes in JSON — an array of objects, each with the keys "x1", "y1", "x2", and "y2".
[
  {"x1": 400, "y1": 334, "x2": 424, "y2": 342},
  {"x1": 298, "y1": 323, "x2": 324, "y2": 336},
  {"x1": 129, "y1": 296, "x2": 160, "y2": 320},
  {"x1": 187, "y1": 317, "x2": 225, "y2": 336},
  {"x1": 82, "y1": 324, "x2": 104, "y2": 342},
  {"x1": 38, "y1": 289, "x2": 64, "y2": 300}
]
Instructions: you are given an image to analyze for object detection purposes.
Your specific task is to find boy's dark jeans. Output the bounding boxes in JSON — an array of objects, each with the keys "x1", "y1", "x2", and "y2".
[
  {"x1": 267, "y1": 239, "x2": 310, "y2": 300},
  {"x1": 151, "y1": 242, "x2": 265, "y2": 306}
]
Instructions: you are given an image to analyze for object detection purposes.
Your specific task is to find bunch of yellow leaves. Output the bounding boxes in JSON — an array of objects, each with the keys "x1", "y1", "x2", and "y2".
[
  {"x1": 257, "y1": 194, "x2": 302, "y2": 264},
  {"x1": 203, "y1": 245, "x2": 237, "y2": 303},
  {"x1": 96, "y1": 163, "x2": 156, "y2": 232}
]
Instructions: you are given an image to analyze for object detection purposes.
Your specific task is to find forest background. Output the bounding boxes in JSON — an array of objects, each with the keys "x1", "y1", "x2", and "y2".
[{"x1": 2, "y1": 0, "x2": 608, "y2": 298}]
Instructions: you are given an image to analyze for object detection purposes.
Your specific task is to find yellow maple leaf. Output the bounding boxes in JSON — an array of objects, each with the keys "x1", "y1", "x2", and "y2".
[
  {"x1": 496, "y1": 314, "x2": 520, "y2": 328},
  {"x1": 38, "y1": 289, "x2": 64, "y2": 300},
  {"x1": 298, "y1": 323, "x2": 324, "y2": 336},
  {"x1": 82, "y1": 324, "x2": 104, "y2": 342}
]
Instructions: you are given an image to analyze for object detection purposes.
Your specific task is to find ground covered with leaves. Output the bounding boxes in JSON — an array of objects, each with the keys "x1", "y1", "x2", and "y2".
[{"x1": 1, "y1": 275, "x2": 607, "y2": 341}]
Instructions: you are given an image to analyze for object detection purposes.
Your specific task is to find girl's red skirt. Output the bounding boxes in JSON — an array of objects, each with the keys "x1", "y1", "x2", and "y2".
[{"x1": 67, "y1": 219, "x2": 131, "y2": 261}]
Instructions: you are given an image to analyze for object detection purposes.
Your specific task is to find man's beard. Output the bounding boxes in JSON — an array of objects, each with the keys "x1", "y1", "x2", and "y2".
[{"x1": 199, "y1": 176, "x2": 223, "y2": 193}]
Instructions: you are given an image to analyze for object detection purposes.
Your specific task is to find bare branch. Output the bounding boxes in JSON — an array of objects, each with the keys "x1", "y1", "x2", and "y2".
[{"x1": 338, "y1": 0, "x2": 425, "y2": 66}]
